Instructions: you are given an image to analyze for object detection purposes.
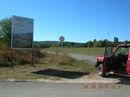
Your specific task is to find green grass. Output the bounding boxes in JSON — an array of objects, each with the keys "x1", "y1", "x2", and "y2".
[{"x1": 44, "y1": 47, "x2": 105, "y2": 56}]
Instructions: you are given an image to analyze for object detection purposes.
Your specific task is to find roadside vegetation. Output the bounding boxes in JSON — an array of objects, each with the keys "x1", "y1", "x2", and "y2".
[{"x1": 0, "y1": 52, "x2": 97, "y2": 80}]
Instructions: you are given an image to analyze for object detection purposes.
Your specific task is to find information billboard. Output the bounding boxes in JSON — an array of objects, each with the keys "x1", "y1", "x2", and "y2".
[{"x1": 11, "y1": 16, "x2": 34, "y2": 48}]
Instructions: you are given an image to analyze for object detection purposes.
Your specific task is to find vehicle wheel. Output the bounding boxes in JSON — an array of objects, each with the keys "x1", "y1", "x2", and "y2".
[{"x1": 97, "y1": 63, "x2": 106, "y2": 77}]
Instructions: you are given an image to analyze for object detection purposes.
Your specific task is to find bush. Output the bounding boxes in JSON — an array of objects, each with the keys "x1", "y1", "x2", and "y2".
[
  {"x1": 58, "y1": 53, "x2": 71, "y2": 65},
  {"x1": 47, "y1": 52, "x2": 72, "y2": 65},
  {"x1": 0, "y1": 49, "x2": 45, "y2": 67},
  {"x1": 33, "y1": 49, "x2": 45, "y2": 58},
  {"x1": 0, "y1": 49, "x2": 11, "y2": 66}
]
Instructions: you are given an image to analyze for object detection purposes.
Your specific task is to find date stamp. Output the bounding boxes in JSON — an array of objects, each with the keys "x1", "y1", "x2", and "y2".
[{"x1": 84, "y1": 83, "x2": 122, "y2": 90}]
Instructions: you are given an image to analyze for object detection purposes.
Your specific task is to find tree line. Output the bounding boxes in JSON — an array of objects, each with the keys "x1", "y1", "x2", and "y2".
[
  {"x1": 84, "y1": 37, "x2": 119, "y2": 47},
  {"x1": 34, "y1": 37, "x2": 120, "y2": 48}
]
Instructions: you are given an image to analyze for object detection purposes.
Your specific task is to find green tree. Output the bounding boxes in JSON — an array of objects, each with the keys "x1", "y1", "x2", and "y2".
[
  {"x1": 114, "y1": 37, "x2": 119, "y2": 46},
  {"x1": 93, "y1": 39, "x2": 97, "y2": 43},
  {"x1": 87, "y1": 41, "x2": 93, "y2": 47},
  {"x1": 0, "y1": 18, "x2": 11, "y2": 48},
  {"x1": 93, "y1": 41, "x2": 98, "y2": 47}
]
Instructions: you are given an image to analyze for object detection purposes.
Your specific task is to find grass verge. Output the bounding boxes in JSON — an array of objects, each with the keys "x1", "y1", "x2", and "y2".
[
  {"x1": 44, "y1": 47, "x2": 105, "y2": 56},
  {"x1": 0, "y1": 53, "x2": 97, "y2": 80}
]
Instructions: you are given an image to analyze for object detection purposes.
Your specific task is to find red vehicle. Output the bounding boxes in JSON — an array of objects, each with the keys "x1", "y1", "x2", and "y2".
[{"x1": 96, "y1": 43, "x2": 130, "y2": 77}]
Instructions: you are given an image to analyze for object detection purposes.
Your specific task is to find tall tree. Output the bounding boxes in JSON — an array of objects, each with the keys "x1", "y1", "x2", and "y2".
[
  {"x1": 87, "y1": 41, "x2": 93, "y2": 47},
  {"x1": 114, "y1": 37, "x2": 119, "y2": 46},
  {"x1": 0, "y1": 18, "x2": 11, "y2": 48}
]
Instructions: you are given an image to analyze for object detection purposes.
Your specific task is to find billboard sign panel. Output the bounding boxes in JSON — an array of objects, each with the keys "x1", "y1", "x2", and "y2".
[{"x1": 11, "y1": 16, "x2": 34, "y2": 48}]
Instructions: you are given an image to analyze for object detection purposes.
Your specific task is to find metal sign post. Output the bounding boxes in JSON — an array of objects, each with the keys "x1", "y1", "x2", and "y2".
[
  {"x1": 59, "y1": 36, "x2": 65, "y2": 54},
  {"x1": 10, "y1": 49, "x2": 15, "y2": 71}
]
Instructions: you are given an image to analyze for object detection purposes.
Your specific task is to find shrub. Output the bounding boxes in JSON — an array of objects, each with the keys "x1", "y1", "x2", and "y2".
[
  {"x1": 0, "y1": 49, "x2": 11, "y2": 66},
  {"x1": 47, "y1": 52, "x2": 72, "y2": 65},
  {"x1": 0, "y1": 49, "x2": 45, "y2": 67}
]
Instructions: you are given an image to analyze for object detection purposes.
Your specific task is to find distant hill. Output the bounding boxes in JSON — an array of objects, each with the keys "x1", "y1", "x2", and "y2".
[
  {"x1": 33, "y1": 40, "x2": 130, "y2": 48},
  {"x1": 34, "y1": 41, "x2": 86, "y2": 48},
  {"x1": 34, "y1": 41, "x2": 59, "y2": 45}
]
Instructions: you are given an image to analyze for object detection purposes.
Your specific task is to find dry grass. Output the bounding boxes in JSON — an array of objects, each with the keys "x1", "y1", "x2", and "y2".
[
  {"x1": 46, "y1": 52, "x2": 71, "y2": 65},
  {"x1": 0, "y1": 49, "x2": 45, "y2": 67},
  {"x1": 0, "y1": 49, "x2": 32, "y2": 66},
  {"x1": 0, "y1": 51, "x2": 97, "y2": 80}
]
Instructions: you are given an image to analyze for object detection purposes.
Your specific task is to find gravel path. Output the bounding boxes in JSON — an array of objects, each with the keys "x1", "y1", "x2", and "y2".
[
  {"x1": 46, "y1": 51, "x2": 97, "y2": 65},
  {"x1": 69, "y1": 53, "x2": 97, "y2": 65}
]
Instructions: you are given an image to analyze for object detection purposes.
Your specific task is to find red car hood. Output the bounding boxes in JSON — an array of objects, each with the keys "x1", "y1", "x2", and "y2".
[{"x1": 96, "y1": 55, "x2": 104, "y2": 62}]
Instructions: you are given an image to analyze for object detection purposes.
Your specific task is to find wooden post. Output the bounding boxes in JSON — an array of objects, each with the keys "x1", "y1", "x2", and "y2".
[
  {"x1": 31, "y1": 48, "x2": 35, "y2": 67},
  {"x1": 10, "y1": 48, "x2": 15, "y2": 71}
]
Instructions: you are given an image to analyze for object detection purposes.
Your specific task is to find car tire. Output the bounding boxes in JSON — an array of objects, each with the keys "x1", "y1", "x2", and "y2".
[{"x1": 97, "y1": 63, "x2": 107, "y2": 77}]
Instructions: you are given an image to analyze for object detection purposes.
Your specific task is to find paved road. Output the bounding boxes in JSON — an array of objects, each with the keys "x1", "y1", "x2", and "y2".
[
  {"x1": 0, "y1": 82, "x2": 130, "y2": 97},
  {"x1": 69, "y1": 53, "x2": 96, "y2": 65}
]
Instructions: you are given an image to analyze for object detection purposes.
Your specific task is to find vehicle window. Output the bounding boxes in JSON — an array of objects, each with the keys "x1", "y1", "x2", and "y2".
[
  {"x1": 115, "y1": 47, "x2": 128, "y2": 56},
  {"x1": 104, "y1": 47, "x2": 113, "y2": 57}
]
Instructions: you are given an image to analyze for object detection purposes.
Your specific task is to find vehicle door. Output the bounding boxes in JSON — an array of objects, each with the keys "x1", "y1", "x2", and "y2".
[
  {"x1": 113, "y1": 47, "x2": 129, "y2": 71},
  {"x1": 126, "y1": 49, "x2": 130, "y2": 74},
  {"x1": 103, "y1": 46, "x2": 113, "y2": 72}
]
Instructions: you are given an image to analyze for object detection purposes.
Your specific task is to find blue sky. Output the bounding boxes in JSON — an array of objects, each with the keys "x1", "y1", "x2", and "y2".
[{"x1": 0, "y1": 0, "x2": 130, "y2": 43}]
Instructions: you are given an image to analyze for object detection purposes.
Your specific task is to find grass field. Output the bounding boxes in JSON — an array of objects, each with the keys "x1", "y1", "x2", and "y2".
[
  {"x1": 0, "y1": 53, "x2": 97, "y2": 80},
  {"x1": 44, "y1": 47, "x2": 105, "y2": 56}
]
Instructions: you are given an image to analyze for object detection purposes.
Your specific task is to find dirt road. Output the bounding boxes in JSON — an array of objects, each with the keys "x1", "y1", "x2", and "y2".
[
  {"x1": 69, "y1": 53, "x2": 96, "y2": 65},
  {"x1": 46, "y1": 51, "x2": 97, "y2": 65}
]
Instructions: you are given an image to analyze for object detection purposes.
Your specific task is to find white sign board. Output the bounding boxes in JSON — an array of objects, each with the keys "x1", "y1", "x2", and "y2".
[
  {"x1": 59, "y1": 36, "x2": 65, "y2": 42},
  {"x1": 11, "y1": 16, "x2": 34, "y2": 48}
]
